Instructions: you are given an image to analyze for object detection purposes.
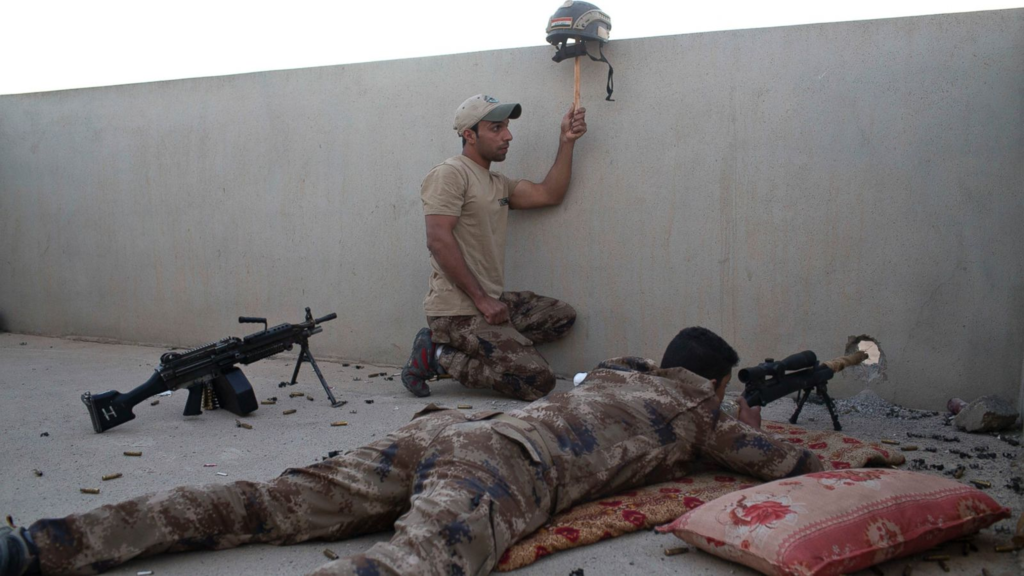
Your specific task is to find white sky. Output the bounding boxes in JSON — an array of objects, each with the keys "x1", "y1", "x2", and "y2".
[{"x1": 2, "y1": 0, "x2": 1021, "y2": 95}]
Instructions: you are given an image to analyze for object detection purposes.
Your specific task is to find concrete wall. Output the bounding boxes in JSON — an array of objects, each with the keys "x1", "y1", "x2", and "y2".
[{"x1": 1, "y1": 10, "x2": 1022, "y2": 410}]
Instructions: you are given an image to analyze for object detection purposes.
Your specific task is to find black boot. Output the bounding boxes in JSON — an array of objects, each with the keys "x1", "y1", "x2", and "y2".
[
  {"x1": 0, "y1": 526, "x2": 38, "y2": 576},
  {"x1": 400, "y1": 328, "x2": 438, "y2": 397}
]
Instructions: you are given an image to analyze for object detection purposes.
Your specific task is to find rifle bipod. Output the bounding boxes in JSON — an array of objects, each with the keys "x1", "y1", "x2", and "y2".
[
  {"x1": 790, "y1": 385, "x2": 842, "y2": 431},
  {"x1": 282, "y1": 341, "x2": 346, "y2": 408}
]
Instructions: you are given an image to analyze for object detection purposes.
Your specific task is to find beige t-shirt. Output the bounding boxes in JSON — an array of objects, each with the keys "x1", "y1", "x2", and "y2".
[{"x1": 421, "y1": 155, "x2": 520, "y2": 316}]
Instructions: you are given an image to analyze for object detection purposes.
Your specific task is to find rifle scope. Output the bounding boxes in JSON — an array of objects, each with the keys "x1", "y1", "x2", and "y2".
[{"x1": 738, "y1": 350, "x2": 817, "y2": 383}]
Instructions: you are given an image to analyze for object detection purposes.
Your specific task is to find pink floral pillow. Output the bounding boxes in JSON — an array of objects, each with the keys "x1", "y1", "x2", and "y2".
[{"x1": 657, "y1": 469, "x2": 1010, "y2": 576}]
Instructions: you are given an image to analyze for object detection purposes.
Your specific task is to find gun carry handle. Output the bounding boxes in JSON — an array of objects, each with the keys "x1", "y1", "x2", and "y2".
[
  {"x1": 822, "y1": 351, "x2": 869, "y2": 373},
  {"x1": 239, "y1": 317, "x2": 268, "y2": 332}
]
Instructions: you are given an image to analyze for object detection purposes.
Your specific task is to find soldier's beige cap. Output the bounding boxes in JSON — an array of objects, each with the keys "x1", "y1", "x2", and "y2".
[{"x1": 453, "y1": 94, "x2": 522, "y2": 135}]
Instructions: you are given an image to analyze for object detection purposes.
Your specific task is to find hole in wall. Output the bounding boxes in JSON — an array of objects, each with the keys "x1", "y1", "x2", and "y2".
[
  {"x1": 845, "y1": 334, "x2": 886, "y2": 383},
  {"x1": 856, "y1": 339, "x2": 881, "y2": 365}
]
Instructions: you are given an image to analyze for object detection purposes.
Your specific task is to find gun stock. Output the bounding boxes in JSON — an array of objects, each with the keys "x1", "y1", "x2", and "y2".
[{"x1": 82, "y1": 371, "x2": 166, "y2": 433}]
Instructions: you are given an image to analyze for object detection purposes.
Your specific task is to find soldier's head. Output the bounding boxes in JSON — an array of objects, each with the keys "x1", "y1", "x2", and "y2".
[
  {"x1": 660, "y1": 327, "x2": 739, "y2": 400},
  {"x1": 454, "y1": 94, "x2": 522, "y2": 164}
]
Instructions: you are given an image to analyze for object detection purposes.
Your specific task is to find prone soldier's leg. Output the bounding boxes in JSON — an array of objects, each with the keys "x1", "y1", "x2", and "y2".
[
  {"x1": 29, "y1": 409, "x2": 467, "y2": 575},
  {"x1": 502, "y1": 291, "x2": 576, "y2": 345},
  {"x1": 429, "y1": 315, "x2": 556, "y2": 401},
  {"x1": 307, "y1": 424, "x2": 553, "y2": 576}
]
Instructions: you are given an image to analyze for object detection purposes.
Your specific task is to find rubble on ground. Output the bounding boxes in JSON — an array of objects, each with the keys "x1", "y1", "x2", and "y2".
[
  {"x1": 955, "y1": 395, "x2": 1020, "y2": 433},
  {"x1": 835, "y1": 389, "x2": 939, "y2": 420}
]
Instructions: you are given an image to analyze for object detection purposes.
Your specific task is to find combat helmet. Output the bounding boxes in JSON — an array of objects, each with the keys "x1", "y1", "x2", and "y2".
[{"x1": 545, "y1": 1, "x2": 615, "y2": 101}]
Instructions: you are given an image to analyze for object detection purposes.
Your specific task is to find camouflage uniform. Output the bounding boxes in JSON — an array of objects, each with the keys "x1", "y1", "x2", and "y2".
[
  {"x1": 27, "y1": 357, "x2": 819, "y2": 576},
  {"x1": 428, "y1": 291, "x2": 576, "y2": 401}
]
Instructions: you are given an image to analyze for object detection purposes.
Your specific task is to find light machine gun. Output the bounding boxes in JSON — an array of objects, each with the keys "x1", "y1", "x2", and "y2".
[
  {"x1": 82, "y1": 308, "x2": 343, "y2": 433},
  {"x1": 739, "y1": 350, "x2": 868, "y2": 431}
]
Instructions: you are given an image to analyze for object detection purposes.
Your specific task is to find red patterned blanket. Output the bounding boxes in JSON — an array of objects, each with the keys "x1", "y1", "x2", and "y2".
[{"x1": 496, "y1": 421, "x2": 904, "y2": 571}]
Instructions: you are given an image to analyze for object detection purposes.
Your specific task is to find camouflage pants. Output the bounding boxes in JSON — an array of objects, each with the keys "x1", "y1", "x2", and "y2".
[
  {"x1": 429, "y1": 291, "x2": 576, "y2": 401},
  {"x1": 27, "y1": 407, "x2": 552, "y2": 576}
]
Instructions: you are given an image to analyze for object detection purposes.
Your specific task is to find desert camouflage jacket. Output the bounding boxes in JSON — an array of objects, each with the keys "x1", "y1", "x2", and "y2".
[{"x1": 503, "y1": 357, "x2": 822, "y2": 512}]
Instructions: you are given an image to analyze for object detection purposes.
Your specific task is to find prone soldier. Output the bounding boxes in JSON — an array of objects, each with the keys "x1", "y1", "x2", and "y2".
[{"x1": 0, "y1": 327, "x2": 821, "y2": 576}]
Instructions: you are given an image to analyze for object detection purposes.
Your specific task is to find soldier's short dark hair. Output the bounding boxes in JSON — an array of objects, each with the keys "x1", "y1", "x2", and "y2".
[
  {"x1": 659, "y1": 326, "x2": 739, "y2": 382},
  {"x1": 461, "y1": 123, "x2": 480, "y2": 147}
]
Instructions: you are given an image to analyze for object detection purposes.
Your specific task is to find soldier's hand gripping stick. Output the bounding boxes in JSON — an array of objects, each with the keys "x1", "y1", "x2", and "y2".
[{"x1": 82, "y1": 308, "x2": 342, "y2": 433}]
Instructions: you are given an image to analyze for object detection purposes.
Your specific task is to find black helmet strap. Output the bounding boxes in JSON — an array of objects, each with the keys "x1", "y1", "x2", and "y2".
[
  {"x1": 551, "y1": 39, "x2": 614, "y2": 102},
  {"x1": 594, "y1": 42, "x2": 614, "y2": 102}
]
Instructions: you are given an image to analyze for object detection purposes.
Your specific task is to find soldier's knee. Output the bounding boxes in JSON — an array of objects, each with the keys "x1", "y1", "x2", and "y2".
[
  {"x1": 551, "y1": 304, "x2": 576, "y2": 337},
  {"x1": 516, "y1": 367, "x2": 556, "y2": 401},
  {"x1": 498, "y1": 364, "x2": 556, "y2": 401},
  {"x1": 561, "y1": 305, "x2": 577, "y2": 328},
  {"x1": 533, "y1": 369, "x2": 557, "y2": 397}
]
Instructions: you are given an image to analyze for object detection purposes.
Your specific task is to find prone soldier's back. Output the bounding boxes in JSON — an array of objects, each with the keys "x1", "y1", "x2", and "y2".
[{"x1": 506, "y1": 357, "x2": 719, "y2": 510}]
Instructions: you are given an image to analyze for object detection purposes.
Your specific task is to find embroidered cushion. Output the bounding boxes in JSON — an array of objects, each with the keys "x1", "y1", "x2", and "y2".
[
  {"x1": 496, "y1": 421, "x2": 905, "y2": 571},
  {"x1": 657, "y1": 468, "x2": 1010, "y2": 576}
]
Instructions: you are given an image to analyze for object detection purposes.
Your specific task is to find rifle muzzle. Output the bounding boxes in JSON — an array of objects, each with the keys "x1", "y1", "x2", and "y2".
[{"x1": 822, "y1": 351, "x2": 869, "y2": 373}]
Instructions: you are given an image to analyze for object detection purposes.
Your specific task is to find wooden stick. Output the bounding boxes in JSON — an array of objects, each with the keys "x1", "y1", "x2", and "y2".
[{"x1": 573, "y1": 56, "x2": 581, "y2": 110}]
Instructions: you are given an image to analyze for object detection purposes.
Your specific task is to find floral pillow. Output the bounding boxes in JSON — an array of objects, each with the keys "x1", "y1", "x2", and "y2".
[
  {"x1": 495, "y1": 421, "x2": 905, "y2": 572},
  {"x1": 657, "y1": 469, "x2": 1010, "y2": 576}
]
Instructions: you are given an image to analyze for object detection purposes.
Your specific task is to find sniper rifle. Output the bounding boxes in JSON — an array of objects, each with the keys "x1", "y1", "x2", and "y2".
[{"x1": 739, "y1": 350, "x2": 868, "y2": 431}]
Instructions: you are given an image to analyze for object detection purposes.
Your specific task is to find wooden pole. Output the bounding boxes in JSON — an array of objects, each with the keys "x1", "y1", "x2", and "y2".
[{"x1": 573, "y1": 55, "x2": 581, "y2": 110}]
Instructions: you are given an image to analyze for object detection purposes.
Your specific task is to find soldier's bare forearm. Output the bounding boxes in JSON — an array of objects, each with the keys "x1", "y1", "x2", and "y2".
[
  {"x1": 536, "y1": 139, "x2": 576, "y2": 205},
  {"x1": 426, "y1": 228, "x2": 488, "y2": 305}
]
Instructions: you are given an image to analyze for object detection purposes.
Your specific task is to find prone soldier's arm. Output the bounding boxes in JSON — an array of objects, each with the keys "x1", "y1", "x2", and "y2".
[{"x1": 701, "y1": 408, "x2": 824, "y2": 480}]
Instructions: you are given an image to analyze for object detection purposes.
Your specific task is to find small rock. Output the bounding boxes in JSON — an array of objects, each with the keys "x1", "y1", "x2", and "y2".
[
  {"x1": 955, "y1": 395, "x2": 1019, "y2": 433},
  {"x1": 947, "y1": 397, "x2": 968, "y2": 415}
]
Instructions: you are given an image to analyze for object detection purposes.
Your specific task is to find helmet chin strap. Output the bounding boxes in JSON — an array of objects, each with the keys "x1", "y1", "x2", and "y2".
[
  {"x1": 594, "y1": 42, "x2": 614, "y2": 101},
  {"x1": 552, "y1": 40, "x2": 614, "y2": 101}
]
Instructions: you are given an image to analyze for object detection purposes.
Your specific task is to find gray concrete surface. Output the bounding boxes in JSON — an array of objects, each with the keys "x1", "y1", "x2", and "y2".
[
  {"x1": 1, "y1": 10, "x2": 1021, "y2": 413},
  {"x1": 1, "y1": 333, "x2": 1021, "y2": 575}
]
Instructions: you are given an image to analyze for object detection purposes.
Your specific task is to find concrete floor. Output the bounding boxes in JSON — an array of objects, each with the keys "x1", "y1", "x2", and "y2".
[{"x1": 0, "y1": 332, "x2": 1020, "y2": 576}]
